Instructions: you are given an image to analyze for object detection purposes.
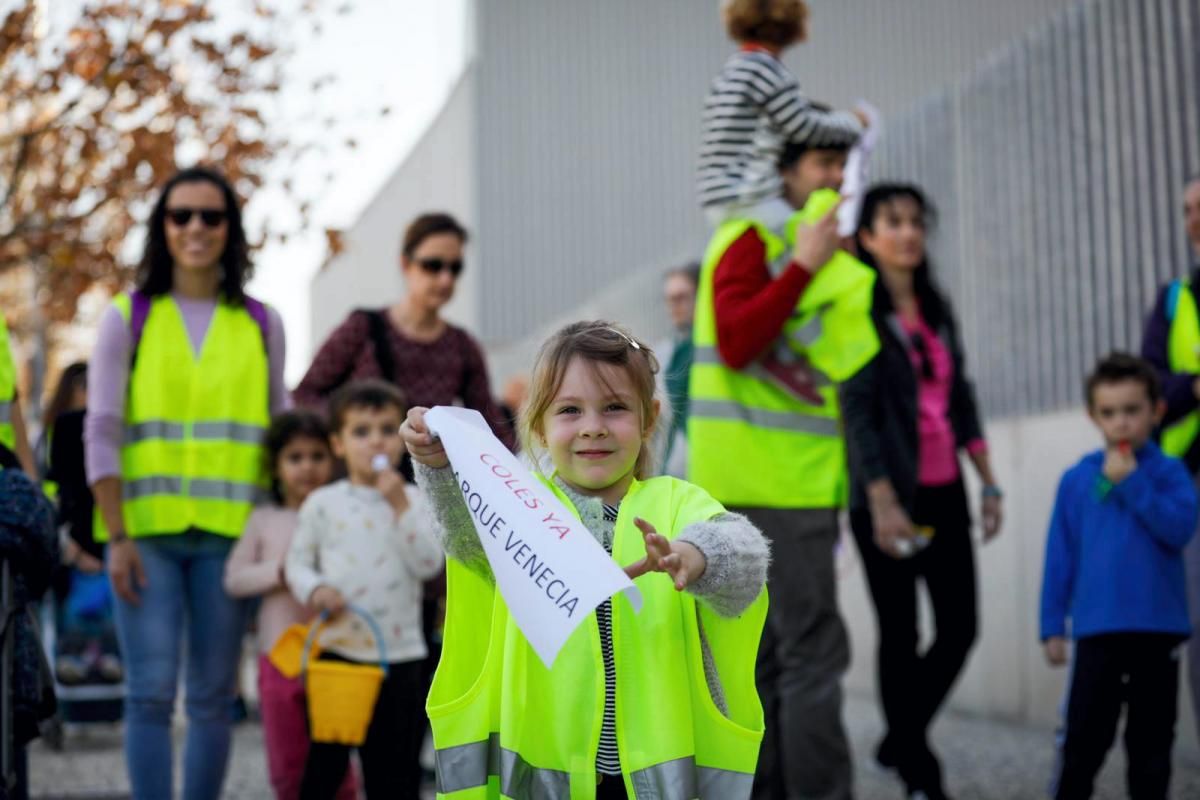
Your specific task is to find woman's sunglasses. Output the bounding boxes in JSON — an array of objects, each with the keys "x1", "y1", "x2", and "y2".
[
  {"x1": 166, "y1": 208, "x2": 227, "y2": 228},
  {"x1": 416, "y1": 257, "x2": 464, "y2": 277}
]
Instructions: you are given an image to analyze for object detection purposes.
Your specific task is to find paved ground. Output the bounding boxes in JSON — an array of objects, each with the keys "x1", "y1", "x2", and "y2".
[{"x1": 27, "y1": 692, "x2": 1200, "y2": 799}]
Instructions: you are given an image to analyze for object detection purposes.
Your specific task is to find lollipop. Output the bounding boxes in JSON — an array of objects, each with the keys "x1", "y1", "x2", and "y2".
[{"x1": 371, "y1": 454, "x2": 391, "y2": 473}]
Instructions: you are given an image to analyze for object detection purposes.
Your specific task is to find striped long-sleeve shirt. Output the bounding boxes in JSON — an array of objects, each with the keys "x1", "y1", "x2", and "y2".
[{"x1": 696, "y1": 48, "x2": 862, "y2": 211}]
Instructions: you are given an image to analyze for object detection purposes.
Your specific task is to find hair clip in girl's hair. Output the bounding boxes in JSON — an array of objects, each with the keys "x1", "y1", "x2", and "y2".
[{"x1": 607, "y1": 327, "x2": 640, "y2": 350}]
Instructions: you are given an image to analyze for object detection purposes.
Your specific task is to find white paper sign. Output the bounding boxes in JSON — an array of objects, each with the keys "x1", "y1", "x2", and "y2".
[
  {"x1": 837, "y1": 101, "x2": 883, "y2": 237},
  {"x1": 424, "y1": 406, "x2": 643, "y2": 667}
]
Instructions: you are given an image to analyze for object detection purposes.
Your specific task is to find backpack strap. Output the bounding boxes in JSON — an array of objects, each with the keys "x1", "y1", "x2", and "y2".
[
  {"x1": 128, "y1": 290, "x2": 152, "y2": 370},
  {"x1": 363, "y1": 308, "x2": 396, "y2": 382},
  {"x1": 242, "y1": 294, "x2": 271, "y2": 352}
]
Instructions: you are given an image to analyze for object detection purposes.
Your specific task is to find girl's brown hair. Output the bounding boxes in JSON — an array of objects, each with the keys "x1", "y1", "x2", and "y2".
[
  {"x1": 520, "y1": 321, "x2": 661, "y2": 480},
  {"x1": 723, "y1": 0, "x2": 808, "y2": 47}
]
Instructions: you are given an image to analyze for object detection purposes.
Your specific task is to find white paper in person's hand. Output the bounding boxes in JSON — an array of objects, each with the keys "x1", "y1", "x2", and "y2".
[
  {"x1": 424, "y1": 406, "x2": 643, "y2": 667},
  {"x1": 838, "y1": 101, "x2": 883, "y2": 237}
]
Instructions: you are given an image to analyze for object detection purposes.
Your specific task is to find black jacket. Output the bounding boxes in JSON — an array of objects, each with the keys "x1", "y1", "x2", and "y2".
[
  {"x1": 0, "y1": 467, "x2": 58, "y2": 753},
  {"x1": 840, "y1": 283, "x2": 986, "y2": 514}
]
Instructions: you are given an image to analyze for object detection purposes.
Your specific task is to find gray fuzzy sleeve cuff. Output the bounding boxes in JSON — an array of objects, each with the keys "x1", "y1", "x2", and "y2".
[
  {"x1": 413, "y1": 461, "x2": 493, "y2": 581},
  {"x1": 678, "y1": 512, "x2": 770, "y2": 618}
]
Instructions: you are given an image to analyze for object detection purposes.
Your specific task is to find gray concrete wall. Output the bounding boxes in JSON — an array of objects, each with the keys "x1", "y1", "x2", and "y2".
[{"x1": 309, "y1": 69, "x2": 478, "y2": 351}]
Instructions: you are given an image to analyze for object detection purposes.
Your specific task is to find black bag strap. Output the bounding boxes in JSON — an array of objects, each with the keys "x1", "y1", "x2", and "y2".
[{"x1": 363, "y1": 309, "x2": 396, "y2": 383}]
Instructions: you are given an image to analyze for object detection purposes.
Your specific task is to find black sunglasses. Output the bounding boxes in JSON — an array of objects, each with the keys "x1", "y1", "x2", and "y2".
[
  {"x1": 416, "y1": 257, "x2": 464, "y2": 277},
  {"x1": 166, "y1": 208, "x2": 227, "y2": 228}
]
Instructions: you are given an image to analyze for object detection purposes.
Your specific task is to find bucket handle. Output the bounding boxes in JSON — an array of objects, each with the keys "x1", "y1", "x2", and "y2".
[{"x1": 301, "y1": 604, "x2": 390, "y2": 678}]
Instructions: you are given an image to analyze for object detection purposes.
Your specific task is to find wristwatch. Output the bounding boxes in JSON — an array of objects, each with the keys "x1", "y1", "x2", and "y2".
[{"x1": 982, "y1": 484, "x2": 1004, "y2": 499}]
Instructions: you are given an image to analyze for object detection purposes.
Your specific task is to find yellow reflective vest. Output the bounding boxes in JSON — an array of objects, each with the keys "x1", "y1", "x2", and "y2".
[
  {"x1": 1162, "y1": 280, "x2": 1200, "y2": 460},
  {"x1": 0, "y1": 315, "x2": 14, "y2": 452},
  {"x1": 98, "y1": 293, "x2": 270, "y2": 540},
  {"x1": 428, "y1": 475, "x2": 768, "y2": 799},
  {"x1": 688, "y1": 190, "x2": 880, "y2": 509}
]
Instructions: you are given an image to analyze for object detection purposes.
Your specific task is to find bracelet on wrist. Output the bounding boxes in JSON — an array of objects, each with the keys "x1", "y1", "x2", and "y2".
[
  {"x1": 981, "y1": 485, "x2": 1004, "y2": 499},
  {"x1": 109, "y1": 530, "x2": 130, "y2": 544}
]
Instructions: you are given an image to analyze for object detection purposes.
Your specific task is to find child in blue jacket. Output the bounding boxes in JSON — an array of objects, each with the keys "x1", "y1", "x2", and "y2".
[{"x1": 1041, "y1": 352, "x2": 1198, "y2": 800}]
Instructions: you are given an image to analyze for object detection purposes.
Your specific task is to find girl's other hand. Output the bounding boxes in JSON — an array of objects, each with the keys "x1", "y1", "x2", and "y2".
[
  {"x1": 623, "y1": 517, "x2": 707, "y2": 591},
  {"x1": 400, "y1": 407, "x2": 449, "y2": 469}
]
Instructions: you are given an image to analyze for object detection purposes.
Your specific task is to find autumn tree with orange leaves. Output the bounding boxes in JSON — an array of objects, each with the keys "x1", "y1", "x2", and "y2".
[{"x1": 0, "y1": 0, "x2": 352, "y2": 408}]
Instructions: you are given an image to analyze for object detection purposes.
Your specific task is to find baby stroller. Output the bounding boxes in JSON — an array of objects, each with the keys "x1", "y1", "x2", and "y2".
[{"x1": 38, "y1": 410, "x2": 122, "y2": 748}]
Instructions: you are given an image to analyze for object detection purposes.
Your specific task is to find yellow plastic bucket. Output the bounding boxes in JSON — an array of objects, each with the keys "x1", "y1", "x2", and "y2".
[
  {"x1": 268, "y1": 623, "x2": 316, "y2": 680},
  {"x1": 301, "y1": 605, "x2": 388, "y2": 746}
]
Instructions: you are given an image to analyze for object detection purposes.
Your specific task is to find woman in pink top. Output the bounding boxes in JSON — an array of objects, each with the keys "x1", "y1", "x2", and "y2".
[
  {"x1": 840, "y1": 184, "x2": 1004, "y2": 800},
  {"x1": 223, "y1": 410, "x2": 354, "y2": 800}
]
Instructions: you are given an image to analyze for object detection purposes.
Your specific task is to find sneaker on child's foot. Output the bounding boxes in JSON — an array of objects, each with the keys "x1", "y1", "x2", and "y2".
[
  {"x1": 55, "y1": 655, "x2": 87, "y2": 685},
  {"x1": 96, "y1": 654, "x2": 123, "y2": 683}
]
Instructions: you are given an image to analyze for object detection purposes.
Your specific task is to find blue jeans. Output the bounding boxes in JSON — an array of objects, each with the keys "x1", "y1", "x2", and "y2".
[{"x1": 110, "y1": 531, "x2": 245, "y2": 800}]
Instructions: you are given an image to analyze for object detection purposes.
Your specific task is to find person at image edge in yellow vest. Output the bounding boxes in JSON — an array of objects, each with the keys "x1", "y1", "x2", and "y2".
[
  {"x1": 402, "y1": 321, "x2": 770, "y2": 800},
  {"x1": 1140, "y1": 175, "x2": 1200, "y2": 749},
  {"x1": 85, "y1": 166, "x2": 290, "y2": 800},
  {"x1": 689, "y1": 131, "x2": 877, "y2": 797},
  {"x1": 0, "y1": 313, "x2": 38, "y2": 478},
  {"x1": 840, "y1": 185, "x2": 1002, "y2": 800}
]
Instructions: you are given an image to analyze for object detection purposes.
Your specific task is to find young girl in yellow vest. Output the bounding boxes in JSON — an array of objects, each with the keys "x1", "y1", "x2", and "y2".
[
  {"x1": 222, "y1": 410, "x2": 356, "y2": 800},
  {"x1": 403, "y1": 320, "x2": 771, "y2": 800}
]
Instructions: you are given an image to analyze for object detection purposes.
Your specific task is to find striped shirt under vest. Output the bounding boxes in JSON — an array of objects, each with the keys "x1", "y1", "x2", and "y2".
[{"x1": 596, "y1": 502, "x2": 621, "y2": 776}]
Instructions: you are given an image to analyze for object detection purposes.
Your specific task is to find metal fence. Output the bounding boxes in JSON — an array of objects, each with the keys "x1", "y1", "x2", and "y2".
[{"x1": 871, "y1": 0, "x2": 1200, "y2": 418}]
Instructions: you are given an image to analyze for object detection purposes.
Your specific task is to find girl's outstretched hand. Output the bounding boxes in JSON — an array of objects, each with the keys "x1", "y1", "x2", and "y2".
[
  {"x1": 400, "y1": 407, "x2": 449, "y2": 469},
  {"x1": 623, "y1": 517, "x2": 707, "y2": 591}
]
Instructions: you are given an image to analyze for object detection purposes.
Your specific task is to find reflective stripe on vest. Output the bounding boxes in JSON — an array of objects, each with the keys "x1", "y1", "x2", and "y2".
[
  {"x1": 101, "y1": 293, "x2": 270, "y2": 540},
  {"x1": 125, "y1": 420, "x2": 266, "y2": 445},
  {"x1": 1163, "y1": 281, "x2": 1200, "y2": 459},
  {"x1": 428, "y1": 476, "x2": 766, "y2": 800},
  {"x1": 689, "y1": 399, "x2": 840, "y2": 436},
  {"x1": 434, "y1": 734, "x2": 754, "y2": 800},
  {"x1": 687, "y1": 200, "x2": 879, "y2": 508},
  {"x1": 0, "y1": 400, "x2": 10, "y2": 425}
]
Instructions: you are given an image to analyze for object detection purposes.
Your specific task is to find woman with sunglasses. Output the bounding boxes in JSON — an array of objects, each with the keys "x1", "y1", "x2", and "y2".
[
  {"x1": 839, "y1": 183, "x2": 1002, "y2": 800},
  {"x1": 85, "y1": 166, "x2": 289, "y2": 800},
  {"x1": 295, "y1": 212, "x2": 513, "y2": 449}
]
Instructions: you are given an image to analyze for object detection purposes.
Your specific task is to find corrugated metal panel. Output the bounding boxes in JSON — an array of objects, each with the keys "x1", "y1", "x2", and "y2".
[
  {"x1": 470, "y1": 0, "x2": 1078, "y2": 347},
  {"x1": 871, "y1": 0, "x2": 1200, "y2": 418}
]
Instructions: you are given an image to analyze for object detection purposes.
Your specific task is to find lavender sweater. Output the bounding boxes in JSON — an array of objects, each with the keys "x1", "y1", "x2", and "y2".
[{"x1": 85, "y1": 293, "x2": 290, "y2": 485}]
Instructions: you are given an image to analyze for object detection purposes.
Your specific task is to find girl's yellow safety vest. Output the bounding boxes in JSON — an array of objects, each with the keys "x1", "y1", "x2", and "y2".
[
  {"x1": 428, "y1": 475, "x2": 768, "y2": 799},
  {"x1": 97, "y1": 293, "x2": 269, "y2": 540}
]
